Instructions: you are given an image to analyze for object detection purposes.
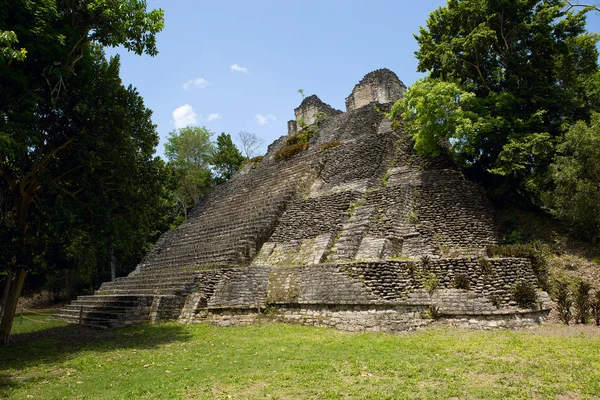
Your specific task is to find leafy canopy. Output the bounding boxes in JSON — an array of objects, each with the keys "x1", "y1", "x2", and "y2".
[
  {"x1": 212, "y1": 133, "x2": 246, "y2": 183},
  {"x1": 544, "y1": 112, "x2": 600, "y2": 241},
  {"x1": 392, "y1": 0, "x2": 600, "y2": 200},
  {"x1": 165, "y1": 126, "x2": 215, "y2": 209}
]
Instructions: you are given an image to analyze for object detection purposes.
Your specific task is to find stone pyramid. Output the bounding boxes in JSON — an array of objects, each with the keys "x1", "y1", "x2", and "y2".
[{"x1": 56, "y1": 69, "x2": 551, "y2": 331}]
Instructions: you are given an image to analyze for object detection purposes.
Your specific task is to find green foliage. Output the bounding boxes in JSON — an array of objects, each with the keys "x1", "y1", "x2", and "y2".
[
  {"x1": 553, "y1": 278, "x2": 573, "y2": 325},
  {"x1": 165, "y1": 126, "x2": 214, "y2": 212},
  {"x1": 424, "y1": 273, "x2": 440, "y2": 294},
  {"x1": 512, "y1": 280, "x2": 538, "y2": 308},
  {"x1": 395, "y1": 0, "x2": 600, "y2": 201},
  {"x1": 314, "y1": 112, "x2": 328, "y2": 124},
  {"x1": 0, "y1": 0, "x2": 166, "y2": 342},
  {"x1": 426, "y1": 304, "x2": 441, "y2": 320},
  {"x1": 297, "y1": 88, "x2": 305, "y2": 99},
  {"x1": 211, "y1": 133, "x2": 245, "y2": 183},
  {"x1": 544, "y1": 112, "x2": 600, "y2": 242},
  {"x1": 276, "y1": 125, "x2": 318, "y2": 161},
  {"x1": 573, "y1": 279, "x2": 591, "y2": 324},
  {"x1": 453, "y1": 274, "x2": 470, "y2": 290},
  {"x1": 407, "y1": 209, "x2": 419, "y2": 224},
  {"x1": 0, "y1": 30, "x2": 26, "y2": 63}
]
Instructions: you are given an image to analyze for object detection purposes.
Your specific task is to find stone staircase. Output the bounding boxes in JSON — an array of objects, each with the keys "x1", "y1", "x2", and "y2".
[
  {"x1": 54, "y1": 265, "x2": 208, "y2": 328},
  {"x1": 327, "y1": 204, "x2": 375, "y2": 262}
]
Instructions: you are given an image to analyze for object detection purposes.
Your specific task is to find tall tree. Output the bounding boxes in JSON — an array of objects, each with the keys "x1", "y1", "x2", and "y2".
[
  {"x1": 544, "y1": 112, "x2": 600, "y2": 242},
  {"x1": 392, "y1": 0, "x2": 600, "y2": 201},
  {"x1": 0, "y1": 0, "x2": 164, "y2": 344},
  {"x1": 165, "y1": 126, "x2": 214, "y2": 219},
  {"x1": 212, "y1": 132, "x2": 245, "y2": 183}
]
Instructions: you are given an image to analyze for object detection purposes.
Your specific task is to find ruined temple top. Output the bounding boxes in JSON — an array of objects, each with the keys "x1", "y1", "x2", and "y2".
[{"x1": 345, "y1": 68, "x2": 406, "y2": 111}]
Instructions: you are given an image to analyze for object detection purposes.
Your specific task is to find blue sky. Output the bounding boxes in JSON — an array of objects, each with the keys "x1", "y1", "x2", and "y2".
[{"x1": 107, "y1": 0, "x2": 600, "y2": 158}]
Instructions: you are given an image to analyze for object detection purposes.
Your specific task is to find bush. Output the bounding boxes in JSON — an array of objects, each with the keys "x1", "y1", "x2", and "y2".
[
  {"x1": 424, "y1": 273, "x2": 440, "y2": 294},
  {"x1": 453, "y1": 273, "x2": 470, "y2": 290},
  {"x1": 320, "y1": 140, "x2": 341, "y2": 151},
  {"x1": 275, "y1": 142, "x2": 309, "y2": 161},
  {"x1": 573, "y1": 279, "x2": 591, "y2": 324},
  {"x1": 478, "y1": 256, "x2": 493, "y2": 275},
  {"x1": 553, "y1": 278, "x2": 572, "y2": 325},
  {"x1": 247, "y1": 155, "x2": 264, "y2": 164},
  {"x1": 512, "y1": 280, "x2": 538, "y2": 308},
  {"x1": 591, "y1": 290, "x2": 600, "y2": 326}
]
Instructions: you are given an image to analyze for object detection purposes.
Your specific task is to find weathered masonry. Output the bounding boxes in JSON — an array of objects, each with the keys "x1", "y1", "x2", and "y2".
[{"x1": 56, "y1": 69, "x2": 551, "y2": 331}]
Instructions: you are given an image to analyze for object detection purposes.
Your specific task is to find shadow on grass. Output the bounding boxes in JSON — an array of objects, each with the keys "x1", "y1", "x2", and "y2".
[{"x1": 0, "y1": 322, "x2": 191, "y2": 391}]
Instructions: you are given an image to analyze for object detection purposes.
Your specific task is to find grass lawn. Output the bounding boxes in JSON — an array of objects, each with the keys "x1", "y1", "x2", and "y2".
[{"x1": 1, "y1": 313, "x2": 600, "y2": 399}]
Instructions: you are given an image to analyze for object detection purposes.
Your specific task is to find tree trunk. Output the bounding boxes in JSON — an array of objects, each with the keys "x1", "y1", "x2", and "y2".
[
  {"x1": 110, "y1": 249, "x2": 116, "y2": 282},
  {"x1": 0, "y1": 271, "x2": 14, "y2": 319},
  {"x1": 0, "y1": 268, "x2": 27, "y2": 345}
]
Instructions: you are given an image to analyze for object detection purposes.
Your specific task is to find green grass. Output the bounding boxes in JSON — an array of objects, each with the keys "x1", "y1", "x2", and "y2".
[{"x1": 2, "y1": 314, "x2": 600, "y2": 399}]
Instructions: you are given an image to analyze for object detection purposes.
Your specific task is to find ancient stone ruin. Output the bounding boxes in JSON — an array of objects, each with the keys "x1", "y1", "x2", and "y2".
[{"x1": 56, "y1": 69, "x2": 551, "y2": 331}]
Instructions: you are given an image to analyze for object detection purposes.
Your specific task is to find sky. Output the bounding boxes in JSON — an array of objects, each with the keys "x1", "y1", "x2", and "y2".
[{"x1": 106, "y1": 0, "x2": 600, "y2": 158}]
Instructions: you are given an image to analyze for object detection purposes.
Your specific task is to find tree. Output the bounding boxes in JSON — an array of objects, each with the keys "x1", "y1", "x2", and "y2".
[
  {"x1": 165, "y1": 127, "x2": 214, "y2": 219},
  {"x1": 392, "y1": 0, "x2": 600, "y2": 201},
  {"x1": 0, "y1": 0, "x2": 164, "y2": 344},
  {"x1": 212, "y1": 133, "x2": 245, "y2": 183},
  {"x1": 237, "y1": 131, "x2": 264, "y2": 159},
  {"x1": 544, "y1": 112, "x2": 600, "y2": 242}
]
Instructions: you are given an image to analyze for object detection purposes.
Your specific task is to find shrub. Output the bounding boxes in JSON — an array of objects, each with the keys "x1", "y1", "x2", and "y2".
[
  {"x1": 553, "y1": 278, "x2": 572, "y2": 325},
  {"x1": 453, "y1": 274, "x2": 470, "y2": 290},
  {"x1": 427, "y1": 304, "x2": 441, "y2": 320},
  {"x1": 573, "y1": 279, "x2": 591, "y2": 324},
  {"x1": 320, "y1": 140, "x2": 341, "y2": 151},
  {"x1": 512, "y1": 280, "x2": 538, "y2": 308},
  {"x1": 478, "y1": 256, "x2": 493, "y2": 275},
  {"x1": 420, "y1": 255, "x2": 431, "y2": 267},
  {"x1": 591, "y1": 290, "x2": 600, "y2": 326},
  {"x1": 247, "y1": 155, "x2": 264, "y2": 164},
  {"x1": 407, "y1": 209, "x2": 419, "y2": 224},
  {"x1": 275, "y1": 142, "x2": 309, "y2": 161},
  {"x1": 424, "y1": 273, "x2": 440, "y2": 294}
]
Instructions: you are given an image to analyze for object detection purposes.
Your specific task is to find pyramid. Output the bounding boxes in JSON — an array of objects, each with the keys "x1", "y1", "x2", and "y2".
[{"x1": 56, "y1": 69, "x2": 551, "y2": 331}]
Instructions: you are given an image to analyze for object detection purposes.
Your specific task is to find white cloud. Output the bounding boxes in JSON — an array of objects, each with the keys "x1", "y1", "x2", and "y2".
[
  {"x1": 172, "y1": 104, "x2": 198, "y2": 129},
  {"x1": 183, "y1": 77, "x2": 208, "y2": 90},
  {"x1": 207, "y1": 113, "x2": 222, "y2": 121},
  {"x1": 230, "y1": 64, "x2": 248, "y2": 73},
  {"x1": 255, "y1": 114, "x2": 276, "y2": 125}
]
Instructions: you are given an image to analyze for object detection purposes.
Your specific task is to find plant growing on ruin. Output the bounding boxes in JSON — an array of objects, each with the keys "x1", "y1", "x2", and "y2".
[
  {"x1": 427, "y1": 304, "x2": 441, "y2": 320},
  {"x1": 297, "y1": 117, "x2": 308, "y2": 130},
  {"x1": 573, "y1": 279, "x2": 591, "y2": 324},
  {"x1": 490, "y1": 294, "x2": 501, "y2": 309},
  {"x1": 297, "y1": 88, "x2": 305, "y2": 99},
  {"x1": 424, "y1": 273, "x2": 440, "y2": 294},
  {"x1": 453, "y1": 274, "x2": 470, "y2": 290},
  {"x1": 407, "y1": 209, "x2": 419, "y2": 224},
  {"x1": 554, "y1": 278, "x2": 573, "y2": 325},
  {"x1": 511, "y1": 281, "x2": 538, "y2": 308},
  {"x1": 420, "y1": 255, "x2": 431, "y2": 268},
  {"x1": 320, "y1": 140, "x2": 341, "y2": 151},
  {"x1": 275, "y1": 142, "x2": 309, "y2": 161},
  {"x1": 314, "y1": 112, "x2": 328, "y2": 124},
  {"x1": 478, "y1": 256, "x2": 493, "y2": 275}
]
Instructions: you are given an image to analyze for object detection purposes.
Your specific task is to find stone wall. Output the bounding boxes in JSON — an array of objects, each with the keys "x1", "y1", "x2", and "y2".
[
  {"x1": 345, "y1": 69, "x2": 406, "y2": 111},
  {"x1": 290, "y1": 95, "x2": 341, "y2": 135}
]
